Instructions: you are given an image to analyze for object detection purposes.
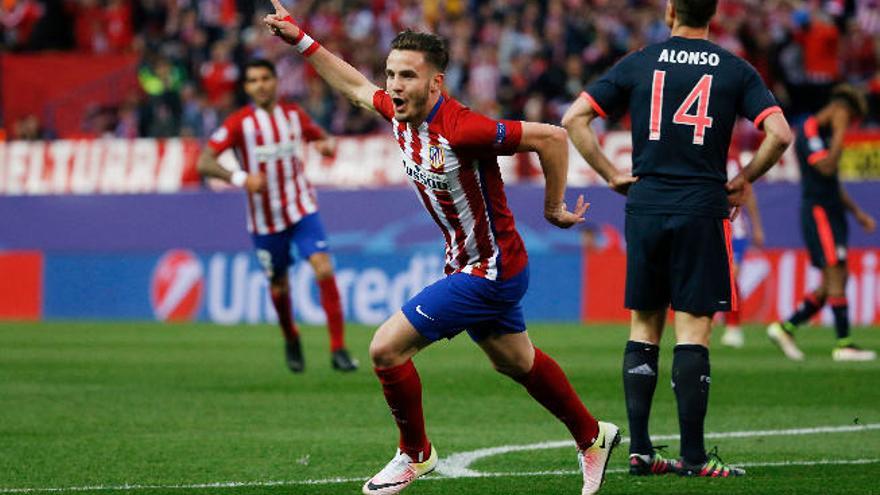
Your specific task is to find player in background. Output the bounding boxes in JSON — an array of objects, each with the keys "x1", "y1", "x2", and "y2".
[
  {"x1": 197, "y1": 59, "x2": 358, "y2": 374},
  {"x1": 563, "y1": 0, "x2": 792, "y2": 478},
  {"x1": 720, "y1": 150, "x2": 765, "y2": 349},
  {"x1": 767, "y1": 85, "x2": 877, "y2": 362},
  {"x1": 264, "y1": 2, "x2": 619, "y2": 494}
]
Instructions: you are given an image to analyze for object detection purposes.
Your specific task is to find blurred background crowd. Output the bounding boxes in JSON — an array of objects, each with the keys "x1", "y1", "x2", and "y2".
[{"x1": 3, "y1": 0, "x2": 880, "y2": 141}]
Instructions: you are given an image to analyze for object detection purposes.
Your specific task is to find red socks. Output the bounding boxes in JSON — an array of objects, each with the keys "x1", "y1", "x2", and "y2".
[
  {"x1": 317, "y1": 277, "x2": 346, "y2": 352},
  {"x1": 726, "y1": 309, "x2": 741, "y2": 326},
  {"x1": 727, "y1": 282, "x2": 741, "y2": 325},
  {"x1": 516, "y1": 348, "x2": 600, "y2": 451},
  {"x1": 374, "y1": 359, "x2": 431, "y2": 461},
  {"x1": 270, "y1": 289, "x2": 299, "y2": 340}
]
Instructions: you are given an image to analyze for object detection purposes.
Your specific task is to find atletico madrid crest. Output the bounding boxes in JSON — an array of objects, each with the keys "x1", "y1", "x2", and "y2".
[{"x1": 428, "y1": 145, "x2": 445, "y2": 171}]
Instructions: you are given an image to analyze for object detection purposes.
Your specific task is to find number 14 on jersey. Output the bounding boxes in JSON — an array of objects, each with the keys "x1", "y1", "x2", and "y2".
[{"x1": 649, "y1": 70, "x2": 714, "y2": 145}]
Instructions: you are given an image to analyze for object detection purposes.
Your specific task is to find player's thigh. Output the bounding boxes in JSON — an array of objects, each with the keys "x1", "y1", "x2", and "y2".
[
  {"x1": 673, "y1": 311, "x2": 712, "y2": 347},
  {"x1": 370, "y1": 311, "x2": 432, "y2": 368},
  {"x1": 291, "y1": 213, "x2": 330, "y2": 261},
  {"x1": 668, "y1": 215, "x2": 732, "y2": 314},
  {"x1": 401, "y1": 272, "x2": 500, "y2": 343},
  {"x1": 477, "y1": 331, "x2": 535, "y2": 377},
  {"x1": 625, "y1": 213, "x2": 672, "y2": 310},
  {"x1": 465, "y1": 267, "x2": 529, "y2": 343},
  {"x1": 802, "y1": 205, "x2": 848, "y2": 269},
  {"x1": 251, "y1": 229, "x2": 294, "y2": 280}
]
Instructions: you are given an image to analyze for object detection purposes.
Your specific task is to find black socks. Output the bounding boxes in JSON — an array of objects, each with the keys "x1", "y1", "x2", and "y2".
[
  {"x1": 623, "y1": 340, "x2": 660, "y2": 455},
  {"x1": 672, "y1": 344, "x2": 710, "y2": 465}
]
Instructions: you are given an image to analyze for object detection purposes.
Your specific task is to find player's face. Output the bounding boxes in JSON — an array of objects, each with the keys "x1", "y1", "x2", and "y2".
[
  {"x1": 385, "y1": 49, "x2": 442, "y2": 122},
  {"x1": 244, "y1": 67, "x2": 278, "y2": 108}
]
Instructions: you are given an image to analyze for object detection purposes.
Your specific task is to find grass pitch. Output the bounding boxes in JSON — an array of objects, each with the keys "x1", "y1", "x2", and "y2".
[{"x1": 1, "y1": 322, "x2": 878, "y2": 495}]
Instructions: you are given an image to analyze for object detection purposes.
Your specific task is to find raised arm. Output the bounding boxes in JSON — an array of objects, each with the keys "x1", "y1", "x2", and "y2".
[
  {"x1": 264, "y1": 0, "x2": 380, "y2": 113},
  {"x1": 517, "y1": 121, "x2": 588, "y2": 228},
  {"x1": 561, "y1": 94, "x2": 637, "y2": 195}
]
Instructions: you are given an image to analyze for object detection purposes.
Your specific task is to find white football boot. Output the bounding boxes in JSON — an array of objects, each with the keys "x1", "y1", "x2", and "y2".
[
  {"x1": 767, "y1": 322, "x2": 805, "y2": 361},
  {"x1": 362, "y1": 445, "x2": 437, "y2": 495},
  {"x1": 721, "y1": 326, "x2": 744, "y2": 348},
  {"x1": 579, "y1": 421, "x2": 621, "y2": 495},
  {"x1": 832, "y1": 345, "x2": 877, "y2": 362}
]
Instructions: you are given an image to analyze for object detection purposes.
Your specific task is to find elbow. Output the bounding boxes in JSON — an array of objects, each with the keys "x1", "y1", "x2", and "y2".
[
  {"x1": 775, "y1": 127, "x2": 794, "y2": 151},
  {"x1": 767, "y1": 121, "x2": 794, "y2": 152},
  {"x1": 561, "y1": 109, "x2": 581, "y2": 131},
  {"x1": 560, "y1": 111, "x2": 575, "y2": 130}
]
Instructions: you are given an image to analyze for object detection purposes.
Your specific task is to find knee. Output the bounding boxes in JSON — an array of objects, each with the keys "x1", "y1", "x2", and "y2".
[
  {"x1": 369, "y1": 338, "x2": 402, "y2": 369},
  {"x1": 310, "y1": 256, "x2": 334, "y2": 280},
  {"x1": 269, "y1": 277, "x2": 288, "y2": 297},
  {"x1": 491, "y1": 355, "x2": 533, "y2": 379}
]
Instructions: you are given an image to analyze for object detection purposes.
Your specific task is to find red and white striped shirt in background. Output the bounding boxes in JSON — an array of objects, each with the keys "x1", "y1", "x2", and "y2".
[
  {"x1": 209, "y1": 103, "x2": 324, "y2": 235},
  {"x1": 373, "y1": 90, "x2": 528, "y2": 281}
]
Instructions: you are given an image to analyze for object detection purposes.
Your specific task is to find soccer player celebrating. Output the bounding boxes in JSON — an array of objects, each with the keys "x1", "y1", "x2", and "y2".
[
  {"x1": 563, "y1": 0, "x2": 792, "y2": 478},
  {"x1": 767, "y1": 85, "x2": 877, "y2": 362},
  {"x1": 264, "y1": 3, "x2": 619, "y2": 494},
  {"x1": 197, "y1": 59, "x2": 358, "y2": 374}
]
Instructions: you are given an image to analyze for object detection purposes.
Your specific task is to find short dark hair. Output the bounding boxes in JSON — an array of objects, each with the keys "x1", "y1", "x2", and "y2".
[
  {"x1": 830, "y1": 84, "x2": 868, "y2": 119},
  {"x1": 390, "y1": 30, "x2": 449, "y2": 72},
  {"x1": 673, "y1": 0, "x2": 718, "y2": 27},
  {"x1": 244, "y1": 59, "x2": 277, "y2": 77}
]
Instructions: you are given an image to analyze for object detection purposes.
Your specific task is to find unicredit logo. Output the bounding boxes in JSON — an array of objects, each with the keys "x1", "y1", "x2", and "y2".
[{"x1": 151, "y1": 250, "x2": 204, "y2": 322}]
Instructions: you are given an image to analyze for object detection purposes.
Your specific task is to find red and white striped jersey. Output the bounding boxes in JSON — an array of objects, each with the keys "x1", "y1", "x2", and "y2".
[
  {"x1": 208, "y1": 102, "x2": 324, "y2": 235},
  {"x1": 373, "y1": 90, "x2": 529, "y2": 281}
]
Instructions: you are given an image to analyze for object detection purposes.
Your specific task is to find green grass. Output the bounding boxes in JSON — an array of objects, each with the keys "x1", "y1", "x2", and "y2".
[{"x1": 1, "y1": 322, "x2": 879, "y2": 495}]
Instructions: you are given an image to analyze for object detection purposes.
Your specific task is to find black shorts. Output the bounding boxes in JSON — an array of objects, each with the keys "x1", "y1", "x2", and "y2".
[
  {"x1": 625, "y1": 213, "x2": 736, "y2": 315},
  {"x1": 802, "y1": 204, "x2": 848, "y2": 268}
]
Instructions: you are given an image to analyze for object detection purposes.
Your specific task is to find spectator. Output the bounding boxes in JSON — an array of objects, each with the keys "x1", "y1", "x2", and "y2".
[{"x1": 6, "y1": 0, "x2": 877, "y2": 137}]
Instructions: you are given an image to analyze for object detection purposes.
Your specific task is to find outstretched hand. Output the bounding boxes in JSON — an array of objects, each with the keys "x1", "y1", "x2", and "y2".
[
  {"x1": 264, "y1": 0, "x2": 300, "y2": 44},
  {"x1": 545, "y1": 194, "x2": 590, "y2": 229}
]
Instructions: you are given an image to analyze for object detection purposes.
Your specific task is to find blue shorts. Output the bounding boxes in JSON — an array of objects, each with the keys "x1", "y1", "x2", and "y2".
[
  {"x1": 401, "y1": 265, "x2": 530, "y2": 343},
  {"x1": 732, "y1": 237, "x2": 749, "y2": 266},
  {"x1": 251, "y1": 213, "x2": 329, "y2": 278}
]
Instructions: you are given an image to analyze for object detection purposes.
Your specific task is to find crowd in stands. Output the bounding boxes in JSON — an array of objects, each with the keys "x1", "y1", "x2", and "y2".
[{"x1": 3, "y1": 0, "x2": 880, "y2": 140}]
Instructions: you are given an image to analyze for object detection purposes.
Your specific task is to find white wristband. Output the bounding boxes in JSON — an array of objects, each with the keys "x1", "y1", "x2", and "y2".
[
  {"x1": 230, "y1": 170, "x2": 248, "y2": 188},
  {"x1": 295, "y1": 33, "x2": 315, "y2": 54}
]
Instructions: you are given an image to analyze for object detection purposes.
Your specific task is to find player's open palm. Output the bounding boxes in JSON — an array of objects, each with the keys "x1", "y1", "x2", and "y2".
[
  {"x1": 545, "y1": 194, "x2": 589, "y2": 229},
  {"x1": 264, "y1": 0, "x2": 300, "y2": 44}
]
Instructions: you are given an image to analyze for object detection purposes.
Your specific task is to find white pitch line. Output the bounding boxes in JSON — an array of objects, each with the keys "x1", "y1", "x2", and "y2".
[
  {"x1": 1, "y1": 424, "x2": 878, "y2": 494},
  {"x1": 436, "y1": 422, "x2": 880, "y2": 477},
  {"x1": 2, "y1": 459, "x2": 878, "y2": 494},
  {"x1": 433, "y1": 457, "x2": 880, "y2": 479}
]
